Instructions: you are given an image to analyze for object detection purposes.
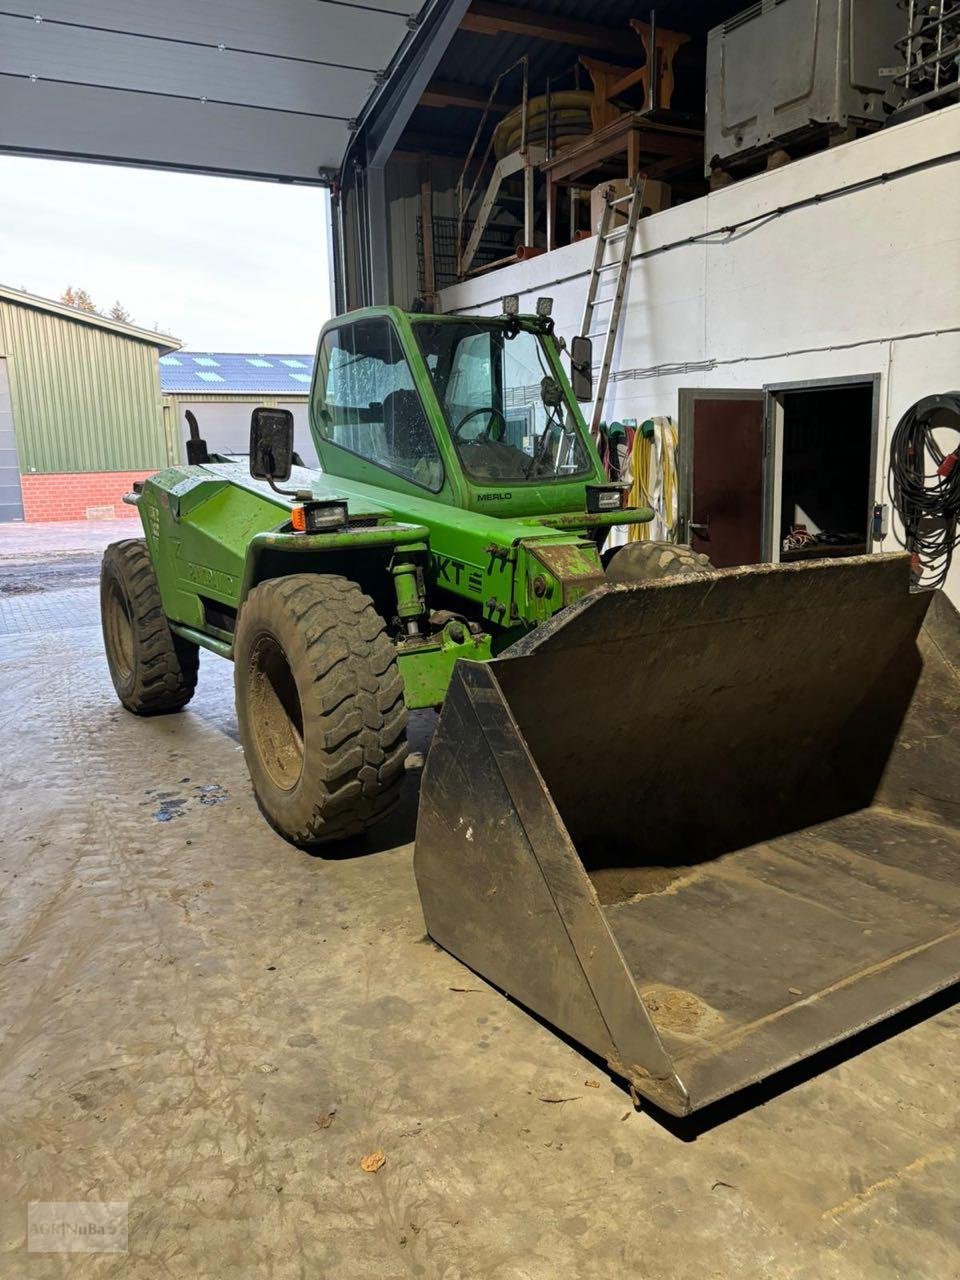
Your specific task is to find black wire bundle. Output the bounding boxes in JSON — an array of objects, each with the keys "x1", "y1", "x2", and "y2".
[{"x1": 888, "y1": 392, "x2": 960, "y2": 590}]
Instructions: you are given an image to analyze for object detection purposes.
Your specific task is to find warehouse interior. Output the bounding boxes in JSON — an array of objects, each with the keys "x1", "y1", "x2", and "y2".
[
  {"x1": 1, "y1": 1, "x2": 959, "y2": 1276},
  {"x1": 328, "y1": 0, "x2": 959, "y2": 596},
  {"x1": 334, "y1": 0, "x2": 955, "y2": 310}
]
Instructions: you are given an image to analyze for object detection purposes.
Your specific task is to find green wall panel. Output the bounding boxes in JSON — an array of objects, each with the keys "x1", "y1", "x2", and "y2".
[{"x1": 0, "y1": 298, "x2": 168, "y2": 473}]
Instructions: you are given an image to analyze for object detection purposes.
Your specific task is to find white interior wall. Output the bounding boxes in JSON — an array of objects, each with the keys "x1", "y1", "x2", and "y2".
[{"x1": 440, "y1": 105, "x2": 960, "y2": 607}]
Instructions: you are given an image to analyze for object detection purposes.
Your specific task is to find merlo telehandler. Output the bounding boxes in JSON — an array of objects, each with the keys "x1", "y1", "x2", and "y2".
[{"x1": 101, "y1": 304, "x2": 960, "y2": 1116}]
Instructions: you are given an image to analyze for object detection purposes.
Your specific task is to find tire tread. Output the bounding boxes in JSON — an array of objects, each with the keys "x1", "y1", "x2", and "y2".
[
  {"x1": 235, "y1": 573, "x2": 408, "y2": 846},
  {"x1": 100, "y1": 539, "x2": 198, "y2": 715}
]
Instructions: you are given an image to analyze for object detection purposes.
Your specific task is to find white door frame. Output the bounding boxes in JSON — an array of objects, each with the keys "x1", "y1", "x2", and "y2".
[{"x1": 761, "y1": 373, "x2": 881, "y2": 562}]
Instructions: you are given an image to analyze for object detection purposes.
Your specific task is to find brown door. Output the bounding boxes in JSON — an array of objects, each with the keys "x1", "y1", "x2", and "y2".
[{"x1": 686, "y1": 393, "x2": 765, "y2": 568}]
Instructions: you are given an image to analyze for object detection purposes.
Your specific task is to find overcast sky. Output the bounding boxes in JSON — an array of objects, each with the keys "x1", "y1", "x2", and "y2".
[{"x1": 0, "y1": 155, "x2": 332, "y2": 353}]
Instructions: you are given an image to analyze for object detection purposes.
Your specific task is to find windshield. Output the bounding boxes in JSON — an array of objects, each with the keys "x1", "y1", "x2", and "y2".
[{"x1": 413, "y1": 320, "x2": 591, "y2": 484}]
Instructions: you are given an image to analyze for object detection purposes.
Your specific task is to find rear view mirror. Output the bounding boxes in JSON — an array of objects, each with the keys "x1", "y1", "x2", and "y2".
[
  {"x1": 570, "y1": 336, "x2": 593, "y2": 401},
  {"x1": 250, "y1": 407, "x2": 294, "y2": 483}
]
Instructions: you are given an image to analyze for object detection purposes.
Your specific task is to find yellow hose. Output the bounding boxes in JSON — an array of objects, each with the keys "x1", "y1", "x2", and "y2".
[
  {"x1": 493, "y1": 91, "x2": 593, "y2": 158},
  {"x1": 627, "y1": 417, "x2": 679, "y2": 542}
]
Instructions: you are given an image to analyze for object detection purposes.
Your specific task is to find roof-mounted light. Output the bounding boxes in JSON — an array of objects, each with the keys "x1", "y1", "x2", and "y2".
[
  {"x1": 536, "y1": 296, "x2": 554, "y2": 318},
  {"x1": 501, "y1": 295, "x2": 519, "y2": 317}
]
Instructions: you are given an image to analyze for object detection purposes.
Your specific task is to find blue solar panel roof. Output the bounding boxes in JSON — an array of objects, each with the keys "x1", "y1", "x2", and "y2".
[{"x1": 159, "y1": 352, "x2": 315, "y2": 394}]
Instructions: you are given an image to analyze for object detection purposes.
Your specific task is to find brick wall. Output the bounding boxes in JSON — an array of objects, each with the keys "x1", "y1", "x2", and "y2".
[{"x1": 19, "y1": 472, "x2": 155, "y2": 522}]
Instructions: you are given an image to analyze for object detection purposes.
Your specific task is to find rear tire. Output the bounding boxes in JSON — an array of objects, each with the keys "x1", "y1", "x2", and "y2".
[
  {"x1": 100, "y1": 539, "x2": 199, "y2": 714},
  {"x1": 605, "y1": 541, "x2": 715, "y2": 583},
  {"x1": 233, "y1": 574, "x2": 408, "y2": 847}
]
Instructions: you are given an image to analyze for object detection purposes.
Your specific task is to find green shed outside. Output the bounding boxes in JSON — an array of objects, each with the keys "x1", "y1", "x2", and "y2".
[{"x1": 0, "y1": 284, "x2": 180, "y2": 521}]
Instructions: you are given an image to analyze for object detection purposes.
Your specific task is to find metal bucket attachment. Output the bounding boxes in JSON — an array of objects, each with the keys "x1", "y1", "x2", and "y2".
[{"x1": 414, "y1": 556, "x2": 960, "y2": 1115}]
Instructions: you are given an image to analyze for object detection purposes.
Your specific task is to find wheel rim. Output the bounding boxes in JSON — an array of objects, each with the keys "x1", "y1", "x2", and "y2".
[
  {"x1": 105, "y1": 578, "x2": 135, "y2": 682},
  {"x1": 247, "y1": 634, "x2": 305, "y2": 791}
]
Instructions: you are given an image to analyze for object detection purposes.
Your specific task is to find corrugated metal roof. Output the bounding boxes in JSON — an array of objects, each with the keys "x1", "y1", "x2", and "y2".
[
  {"x1": 473, "y1": 0, "x2": 743, "y2": 25},
  {"x1": 159, "y1": 352, "x2": 314, "y2": 394},
  {"x1": 406, "y1": 0, "x2": 747, "y2": 147},
  {"x1": 0, "y1": 283, "x2": 180, "y2": 353},
  {"x1": 448, "y1": 0, "x2": 746, "y2": 35}
]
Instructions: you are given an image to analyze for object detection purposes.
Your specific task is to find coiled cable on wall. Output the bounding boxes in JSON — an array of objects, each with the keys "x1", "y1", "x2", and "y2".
[{"x1": 888, "y1": 392, "x2": 960, "y2": 591}]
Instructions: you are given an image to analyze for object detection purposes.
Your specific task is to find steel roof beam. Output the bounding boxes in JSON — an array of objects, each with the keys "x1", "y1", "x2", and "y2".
[
  {"x1": 419, "y1": 78, "x2": 511, "y2": 111},
  {"x1": 460, "y1": 1, "x2": 643, "y2": 57}
]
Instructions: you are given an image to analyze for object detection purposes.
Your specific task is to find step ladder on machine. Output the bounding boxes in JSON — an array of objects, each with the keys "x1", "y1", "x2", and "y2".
[{"x1": 580, "y1": 176, "x2": 645, "y2": 440}]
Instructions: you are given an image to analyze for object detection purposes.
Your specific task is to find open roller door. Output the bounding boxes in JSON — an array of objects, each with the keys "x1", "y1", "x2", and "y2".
[{"x1": 0, "y1": 0, "x2": 425, "y2": 182}]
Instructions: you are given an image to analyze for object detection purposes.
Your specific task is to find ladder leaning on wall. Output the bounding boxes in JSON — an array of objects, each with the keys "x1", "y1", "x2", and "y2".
[{"x1": 579, "y1": 175, "x2": 645, "y2": 438}]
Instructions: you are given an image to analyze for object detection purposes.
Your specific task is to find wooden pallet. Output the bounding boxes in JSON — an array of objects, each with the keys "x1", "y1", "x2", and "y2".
[{"x1": 708, "y1": 120, "x2": 882, "y2": 189}]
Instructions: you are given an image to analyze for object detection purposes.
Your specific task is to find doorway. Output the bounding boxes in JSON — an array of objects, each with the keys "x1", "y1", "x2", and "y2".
[
  {"x1": 765, "y1": 378, "x2": 877, "y2": 563},
  {"x1": 679, "y1": 378, "x2": 878, "y2": 568},
  {"x1": 0, "y1": 359, "x2": 24, "y2": 522}
]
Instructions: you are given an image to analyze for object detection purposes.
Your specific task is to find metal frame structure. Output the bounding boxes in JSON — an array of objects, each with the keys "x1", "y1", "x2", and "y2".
[
  {"x1": 458, "y1": 145, "x2": 546, "y2": 276},
  {"x1": 356, "y1": 0, "x2": 474, "y2": 306},
  {"x1": 454, "y1": 56, "x2": 537, "y2": 277},
  {"x1": 894, "y1": 0, "x2": 960, "y2": 112}
]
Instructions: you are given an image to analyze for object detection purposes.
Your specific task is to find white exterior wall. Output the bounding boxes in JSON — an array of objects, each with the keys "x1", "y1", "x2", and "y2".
[{"x1": 440, "y1": 105, "x2": 960, "y2": 607}]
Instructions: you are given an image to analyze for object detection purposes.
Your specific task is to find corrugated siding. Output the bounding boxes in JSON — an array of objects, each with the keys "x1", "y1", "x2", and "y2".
[
  {"x1": 0, "y1": 298, "x2": 168, "y2": 473},
  {"x1": 161, "y1": 391, "x2": 308, "y2": 441},
  {"x1": 161, "y1": 392, "x2": 315, "y2": 467}
]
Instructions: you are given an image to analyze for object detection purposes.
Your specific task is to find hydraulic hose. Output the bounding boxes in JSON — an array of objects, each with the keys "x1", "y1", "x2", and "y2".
[{"x1": 888, "y1": 392, "x2": 960, "y2": 590}]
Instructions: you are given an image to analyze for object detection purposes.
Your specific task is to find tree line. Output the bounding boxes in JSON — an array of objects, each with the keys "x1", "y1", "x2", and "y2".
[{"x1": 59, "y1": 286, "x2": 168, "y2": 333}]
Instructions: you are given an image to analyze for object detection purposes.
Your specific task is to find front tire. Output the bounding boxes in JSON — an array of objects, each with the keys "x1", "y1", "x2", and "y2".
[
  {"x1": 604, "y1": 540, "x2": 715, "y2": 583},
  {"x1": 233, "y1": 574, "x2": 408, "y2": 846},
  {"x1": 100, "y1": 539, "x2": 199, "y2": 714}
]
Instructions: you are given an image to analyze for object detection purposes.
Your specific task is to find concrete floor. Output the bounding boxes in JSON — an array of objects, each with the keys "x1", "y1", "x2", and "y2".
[
  {"x1": 0, "y1": 519, "x2": 134, "y2": 562},
  {"x1": 0, "y1": 546, "x2": 958, "y2": 1279}
]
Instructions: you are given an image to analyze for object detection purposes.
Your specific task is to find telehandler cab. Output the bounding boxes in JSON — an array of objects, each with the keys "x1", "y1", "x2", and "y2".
[{"x1": 101, "y1": 304, "x2": 960, "y2": 1116}]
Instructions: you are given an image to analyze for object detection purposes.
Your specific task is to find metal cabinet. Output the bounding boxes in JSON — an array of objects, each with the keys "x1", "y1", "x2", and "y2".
[{"x1": 705, "y1": 0, "x2": 902, "y2": 174}]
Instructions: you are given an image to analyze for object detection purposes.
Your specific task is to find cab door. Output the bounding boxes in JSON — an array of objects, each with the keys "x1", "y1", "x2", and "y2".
[{"x1": 312, "y1": 314, "x2": 450, "y2": 499}]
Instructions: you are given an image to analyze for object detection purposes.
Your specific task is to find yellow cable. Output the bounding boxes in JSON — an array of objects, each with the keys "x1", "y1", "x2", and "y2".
[
  {"x1": 627, "y1": 429, "x2": 647, "y2": 540},
  {"x1": 627, "y1": 417, "x2": 678, "y2": 542},
  {"x1": 662, "y1": 419, "x2": 678, "y2": 539}
]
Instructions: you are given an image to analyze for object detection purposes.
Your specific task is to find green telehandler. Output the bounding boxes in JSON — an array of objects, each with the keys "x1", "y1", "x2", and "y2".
[{"x1": 101, "y1": 304, "x2": 960, "y2": 1116}]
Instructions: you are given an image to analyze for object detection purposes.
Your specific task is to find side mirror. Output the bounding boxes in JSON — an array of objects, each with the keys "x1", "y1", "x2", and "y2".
[
  {"x1": 250, "y1": 407, "x2": 294, "y2": 483},
  {"x1": 569, "y1": 336, "x2": 593, "y2": 402}
]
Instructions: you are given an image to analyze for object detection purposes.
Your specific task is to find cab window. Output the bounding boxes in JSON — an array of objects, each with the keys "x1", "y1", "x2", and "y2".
[
  {"x1": 414, "y1": 319, "x2": 591, "y2": 484},
  {"x1": 314, "y1": 318, "x2": 443, "y2": 492}
]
